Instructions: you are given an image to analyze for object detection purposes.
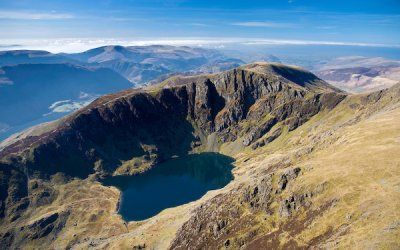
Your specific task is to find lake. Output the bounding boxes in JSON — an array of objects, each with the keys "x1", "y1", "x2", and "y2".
[{"x1": 101, "y1": 152, "x2": 235, "y2": 221}]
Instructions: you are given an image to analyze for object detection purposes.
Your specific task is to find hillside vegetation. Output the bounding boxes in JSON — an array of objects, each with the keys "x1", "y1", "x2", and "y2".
[{"x1": 0, "y1": 63, "x2": 399, "y2": 249}]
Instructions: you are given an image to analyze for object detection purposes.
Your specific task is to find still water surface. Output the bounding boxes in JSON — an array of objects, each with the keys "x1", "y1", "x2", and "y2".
[{"x1": 101, "y1": 152, "x2": 234, "y2": 221}]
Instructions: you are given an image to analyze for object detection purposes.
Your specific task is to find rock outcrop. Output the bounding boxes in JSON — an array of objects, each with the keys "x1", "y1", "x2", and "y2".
[
  {"x1": 0, "y1": 63, "x2": 343, "y2": 178},
  {"x1": 3, "y1": 63, "x2": 398, "y2": 249}
]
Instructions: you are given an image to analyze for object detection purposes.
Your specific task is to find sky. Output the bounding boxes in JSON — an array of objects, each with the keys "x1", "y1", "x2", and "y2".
[{"x1": 0, "y1": 0, "x2": 399, "y2": 52}]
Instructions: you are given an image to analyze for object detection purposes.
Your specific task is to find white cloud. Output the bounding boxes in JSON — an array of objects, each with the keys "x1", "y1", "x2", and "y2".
[
  {"x1": 48, "y1": 92, "x2": 98, "y2": 113},
  {"x1": 0, "y1": 10, "x2": 74, "y2": 20},
  {"x1": 109, "y1": 17, "x2": 140, "y2": 22},
  {"x1": 0, "y1": 123, "x2": 10, "y2": 133},
  {"x1": 189, "y1": 23, "x2": 209, "y2": 27},
  {"x1": 231, "y1": 21, "x2": 295, "y2": 28},
  {"x1": 316, "y1": 26, "x2": 337, "y2": 30},
  {"x1": 240, "y1": 39, "x2": 400, "y2": 48},
  {"x1": 0, "y1": 38, "x2": 399, "y2": 53}
]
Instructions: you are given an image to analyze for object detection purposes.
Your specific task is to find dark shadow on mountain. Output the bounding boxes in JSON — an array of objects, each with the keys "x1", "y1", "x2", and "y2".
[{"x1": 19, "y1": 88, "x2": 197, "y2": 179}]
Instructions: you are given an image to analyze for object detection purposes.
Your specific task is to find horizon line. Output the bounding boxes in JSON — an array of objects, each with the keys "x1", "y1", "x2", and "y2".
[{"x1": 0, "y1": 37, "x2": 399, "y2": 53}]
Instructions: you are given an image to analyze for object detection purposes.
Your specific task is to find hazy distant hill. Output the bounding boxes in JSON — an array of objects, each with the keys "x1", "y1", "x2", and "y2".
[
  {"x1": 0, "y1": 45, "x2": 247, "y2": 141},
  {"x1": 1, "y1": 46, "x2": 245, "y2": 86},
  {"x1": 0, "y1": 63, "x2": 132, "y2": 139},
  {"x1": 0, "y1": 50, "x2": 79, "y2": 66},
  {"x1": 0, "y1": 46, "x2": 247, "y2": 85},
  {"x1": 65, "y1": 45, "x2": 244, "y2": 84},
  {"x1": 316, "y1": 56, "x2": 400, "y2": 92},
  {"x1": 221, "y1": 50, "x2": 281, "y2": 64},
  {"x1": 66, "y1": 45, "x2": 219, "y2": 64}
]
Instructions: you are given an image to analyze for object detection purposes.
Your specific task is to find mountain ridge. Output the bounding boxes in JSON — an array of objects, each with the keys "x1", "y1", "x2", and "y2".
[
  {"x1": 0, "y1": 62, "x2": 341, "y2": 158},
  {"x1": 0, "y1": 45, "x2": 246, "y2": 141},
  {"x1": 0, "y1": 63, "x2": 399, "y2": 249}
]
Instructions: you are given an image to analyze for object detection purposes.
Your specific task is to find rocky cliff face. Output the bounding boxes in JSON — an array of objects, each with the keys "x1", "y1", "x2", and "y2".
[
  {"x1": 170, "y1": 83, "x2": 400, "y2": 250},
  {"x1": 2, "y1": 63, "x2": 398, "y2": 249},
  {"x1": 0, "y1": 63, "x2": 342, "y2": 177}
]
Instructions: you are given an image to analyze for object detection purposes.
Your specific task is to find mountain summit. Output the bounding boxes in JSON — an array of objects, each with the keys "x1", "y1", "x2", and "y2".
[
  {"x1": 0, "y1": 63, "x2": 399, "y2": 249},
  {"x1": 0, "y1": 63, "x2": 343, "y2": 168}
]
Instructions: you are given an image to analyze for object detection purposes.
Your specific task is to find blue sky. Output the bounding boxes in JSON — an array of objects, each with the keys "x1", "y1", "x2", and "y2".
[{"x1": 0, "y1": 0, "x2": 399, "y2": 50}]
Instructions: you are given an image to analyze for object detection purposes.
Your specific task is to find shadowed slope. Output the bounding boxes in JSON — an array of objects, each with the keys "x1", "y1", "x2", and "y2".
[{"x1": 0, "y1": 63, "x2": 354, "y2": 249}]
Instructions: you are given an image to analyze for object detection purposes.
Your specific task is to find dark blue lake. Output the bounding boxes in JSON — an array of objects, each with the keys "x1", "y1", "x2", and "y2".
[{"x1": 101, "y1": 152, "x2": 234, "y2": 221}]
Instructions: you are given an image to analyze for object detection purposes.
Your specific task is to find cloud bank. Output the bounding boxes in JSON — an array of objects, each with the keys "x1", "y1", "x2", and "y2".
[
  {"x1": 0, "y1": 10, "x2": 74, "y2": 20},
  {"x1": 231, "y1": 22, "x2": 295, "y2": 28},
  {"x1": 0, "y1": 38, "x2": 399, "y2": 53}
]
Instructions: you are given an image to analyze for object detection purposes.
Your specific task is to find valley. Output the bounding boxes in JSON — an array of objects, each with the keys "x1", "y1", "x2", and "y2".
[
  {"x1": 0, "y1": 62, "x2": 399, "y2": 249},
  {"x1": 1, "y1": 45, "x2": 399, "y2": 142},
  {"x1": 0, "y1": 46, "x2": 243, "y2": 141}
]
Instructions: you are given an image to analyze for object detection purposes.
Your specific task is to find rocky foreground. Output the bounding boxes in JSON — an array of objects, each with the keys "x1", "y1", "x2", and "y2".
[{"x1": 0, "y1": 62, "x2": 399, "y2": 249}]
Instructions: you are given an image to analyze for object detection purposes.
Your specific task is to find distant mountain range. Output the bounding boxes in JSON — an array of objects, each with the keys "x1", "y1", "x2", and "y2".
[
  {"x1": 0, "y1": 45, "x2": 246, "y2": 140},
  {"x1": 0, "y1": 63, "x2": 133, "y2": 140},
  {"x1": 0, "y1": 50, "x2": 79, "y2": 66},
  {"x1": 315, "y1": 56, "x2": 400, "y2": 93},
  {"x1": 1, "y1": 45, "x2": 399, "y2": 141},
  {"x1": 0, "y1": 45, "x2": 246, "y2": 86}
]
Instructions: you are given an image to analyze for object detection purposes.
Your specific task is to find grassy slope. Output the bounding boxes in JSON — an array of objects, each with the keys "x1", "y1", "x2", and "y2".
[
  {"x1": 15, "y1": 88, "x2": 399, "y2": 249},
  {"x1": 230, "y1": 90, "x2": 400, "y2": 249},
  {"x1": 295, "y1": 106, "x2": 400, "y2": 249},
  {"x1": 62, "y1": 90, "x2": 398, "y2": 249},
  {"x1": 5, "y1": 80, "x2": 399, "y2": 249}
]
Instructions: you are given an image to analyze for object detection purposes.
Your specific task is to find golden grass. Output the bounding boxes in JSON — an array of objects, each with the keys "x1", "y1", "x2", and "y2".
[{"x1": 10, "y1": 86, "x2": 399, "y2": 249}]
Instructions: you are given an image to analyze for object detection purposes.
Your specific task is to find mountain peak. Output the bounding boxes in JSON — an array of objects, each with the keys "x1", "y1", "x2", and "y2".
[
  {"x1": 156, "y1": 62, "x2": 339, "y2": 93},
  {"x1": 1, "y1": 56, "x2": 399, "y2": 250},
  {"x1": 238, "y1": 62, "x2": 339, "y2": 92},
  {"x1": 0, "y1": 62, "x2": 346, "y2": 157},
  {"x1": 239, "y1": 61, "x2": 304, "y2": 72}
]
